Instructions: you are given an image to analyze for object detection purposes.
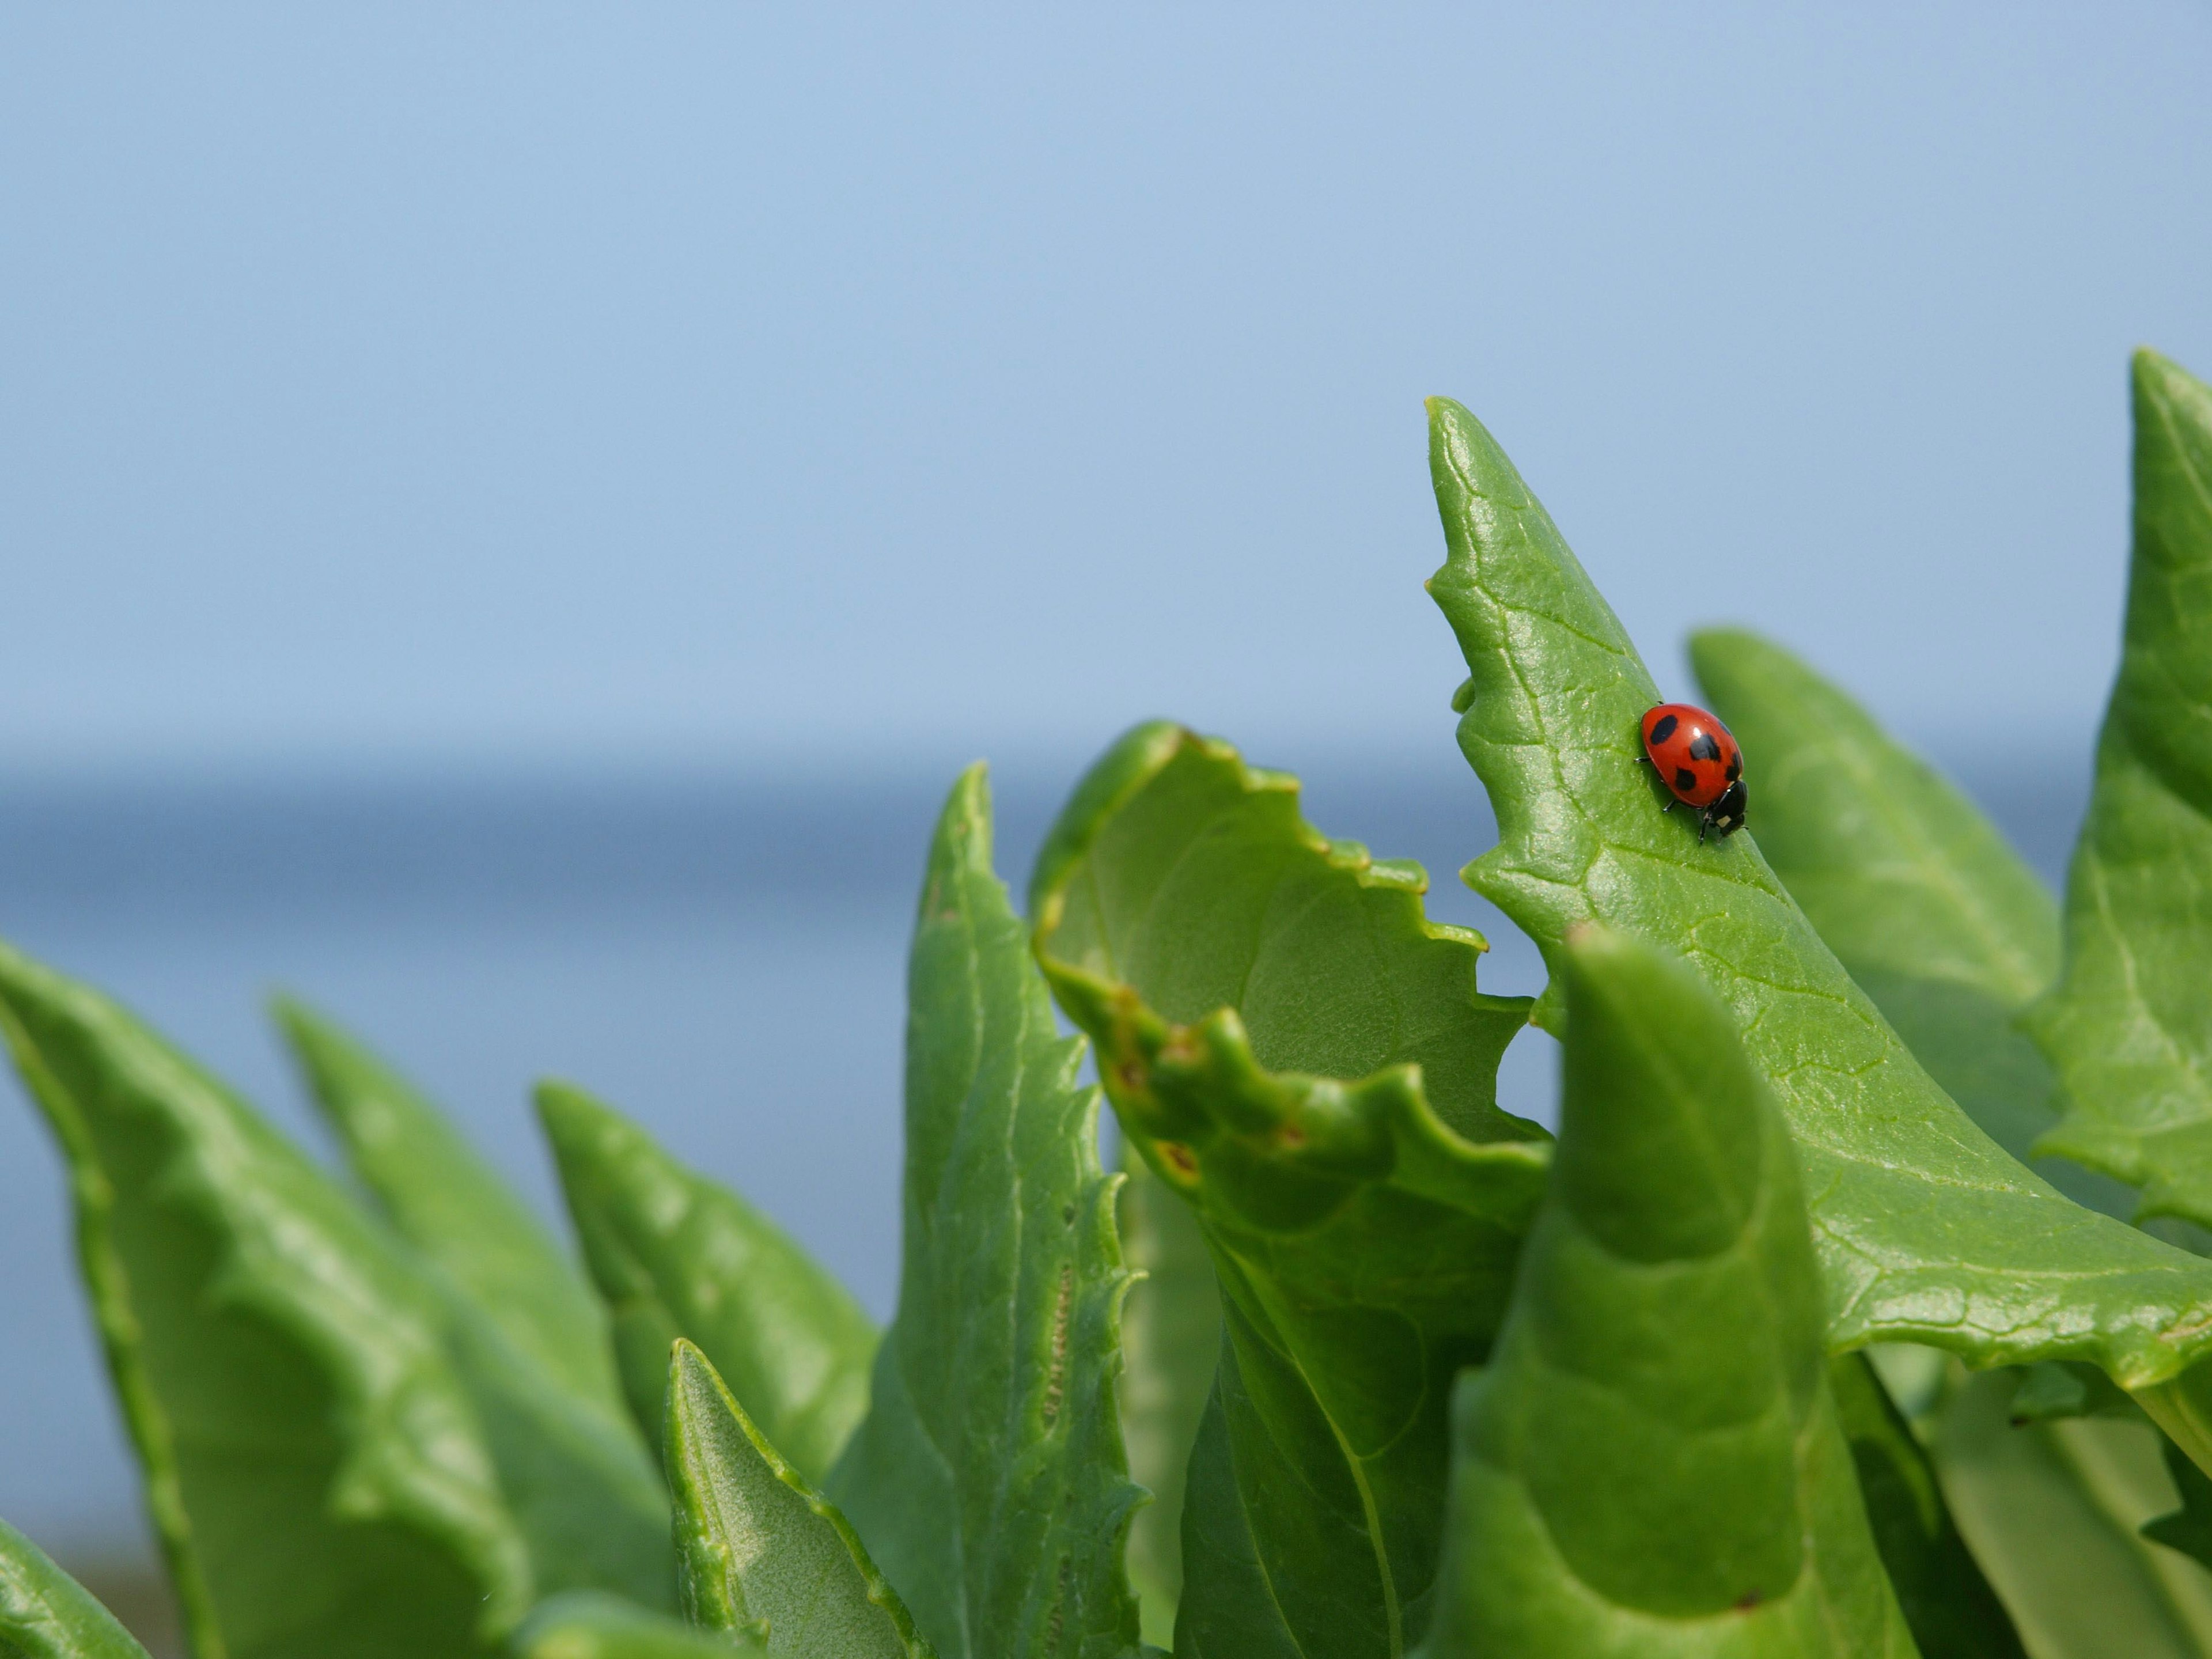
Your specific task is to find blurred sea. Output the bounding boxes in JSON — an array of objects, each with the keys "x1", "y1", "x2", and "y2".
[{"x1": 0, "y1": 745, "x2": 2084, "y2": 1577}]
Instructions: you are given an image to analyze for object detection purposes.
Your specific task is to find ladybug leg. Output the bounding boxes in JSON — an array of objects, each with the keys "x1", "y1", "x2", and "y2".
[{"x1": 1661, "y1": 799, "x2": 1675, "y2": 813}]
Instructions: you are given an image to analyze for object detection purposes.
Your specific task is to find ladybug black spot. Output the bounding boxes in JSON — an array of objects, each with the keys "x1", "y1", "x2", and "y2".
[
  {"x1": 1687, "y1": 732, "x2": 1721, "y2": 763},
  {"x1": 1710, "y1": 780, "x2": 1749, "y2": 836},
  {"x1": 1726, "y1": 755, "x2": 1741, "y2": 782},
  {"x1": 1647, "y1": 713, "x2": 1678, "y2": 744},
  {"x1": 1674, "y1": 767, "x2": 1697, "y2": 793}
]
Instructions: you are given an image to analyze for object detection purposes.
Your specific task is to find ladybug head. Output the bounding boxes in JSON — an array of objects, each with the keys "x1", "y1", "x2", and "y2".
[{"x1": 1707, "y1": 779, "x2": 1748, "y2": 837}]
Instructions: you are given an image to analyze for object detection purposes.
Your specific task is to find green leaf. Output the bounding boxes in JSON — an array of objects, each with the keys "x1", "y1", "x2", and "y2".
[
  {"x1": 665, "y1": 1341, "x2": 929, "y2": 1657},
  {"x1": 435, "y1": 1296, "x2": 680, "y2": 1616},
  {"x1": 1029, "y1": 725, "x2": 1546, "y2": 1659},
  {"x1": 1827, "y1": 1354, "x2": 2024, "y2": 1658},
  {"x1": 1116, "y1": 1146, "x2": 1219, "y2": 1649},
  {"x1": 2010, "y1": 1362, "x2": 2096, "y2": 1426},
  {"x1": 1164, "y1": 1334, "x2": 1289, "y2": 1659},
  {"x1": 1418, "y1": 927, "x2": 1918, "y2": 1657},
  {"x1": 509, "y1": 1593, "x2": 763, "y2": 1659},
  {"x1": 1425, "y1": 393, "x2": 2212, "y2": 1382},
  {"x1": 1687, "y1": 628, "x2": 2132, "y2": 1218},
  {"x1": 1687, "y1": 628, "x2": 2057, "y2": 1009},
  {"x1": 1936, "y1": 1369, "x2": 2212, "y2": 1657},
  {"x1": 825, "y1": 765, "x2": 1143, "y2": 1659},
  {"x1": 2146, "y1": 1434, "x2": 2212, "y2": 1573},
  {"x1": 1029, "y1": 721, "x2": 1541, "y2": 1147},
  {"x1": 2006, "y1": 1361, "x2": 2141, "y2": 1426},
  {"x1": 273, "y1": 999, "x2": 633, "y2": 1430},
  {"x1": 273, "y1": 1005, "x2": 679, "y2": 1616},
  {"x1": 0, "y1": 940, "x2": 530, "y2": 1659},
  {"x1": 2029, "y1": 350, "x2": 2212, "y2": 1229},
  {"x1": 535, "y1": 1080, "x2": 877, "y2": 1490},
  {"x1": 0, "y1": 1516, "x2": 152, "y2": 1659},
  {"x1": 1676, "y1": 629, "x2": 2211, "y2": 1620}
]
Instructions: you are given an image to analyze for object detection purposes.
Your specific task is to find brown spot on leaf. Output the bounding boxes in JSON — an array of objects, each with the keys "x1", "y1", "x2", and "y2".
[
  {"x1": 1157, "y1": 1141, "x2": 1198, "y2": 1177},
  {"x1": 1045, "y1": 1556, "x2": 1071, "y2": 1652},
  {"x1": 1042, "y1": 1263, "x2": 1073, "y2": 1427}
]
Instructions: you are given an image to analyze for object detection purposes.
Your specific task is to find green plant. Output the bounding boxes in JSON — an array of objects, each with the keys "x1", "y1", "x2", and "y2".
[{"x1": 9, "y1": 350, "x2": 2212, "y2": 1659}]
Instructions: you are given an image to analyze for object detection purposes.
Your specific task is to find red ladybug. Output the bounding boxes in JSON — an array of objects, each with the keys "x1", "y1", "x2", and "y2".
[{"x1": 1640, "y1": 702, "x2": 1747, "y2": 841}]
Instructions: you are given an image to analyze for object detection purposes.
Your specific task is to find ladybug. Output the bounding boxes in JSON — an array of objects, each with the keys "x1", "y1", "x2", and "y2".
[{"x1": 1640, "y1": 702, "x2": 1747, "y2": 841}]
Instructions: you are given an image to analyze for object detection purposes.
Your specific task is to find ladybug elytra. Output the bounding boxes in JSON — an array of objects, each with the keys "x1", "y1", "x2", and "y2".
[{"x1": 1639, "y1": 702, "x2": 1747, "y2": 842}]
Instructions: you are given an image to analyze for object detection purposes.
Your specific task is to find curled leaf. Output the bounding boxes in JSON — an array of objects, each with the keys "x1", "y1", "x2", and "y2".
[{"x1": 1033, "y1": 725, "x2": 1543, "y2": 1659}]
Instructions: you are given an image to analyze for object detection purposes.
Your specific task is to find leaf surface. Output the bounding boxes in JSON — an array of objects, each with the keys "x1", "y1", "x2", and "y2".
[
  {"x1": 1936, "y1": 1370, "x2": 2212, "y2": 1657},
  {"x1": 1116, "y1": 1148, "x2": 1219, "y2": 1649},
  {"x1": 0, "y1": 941, "x2": 529, "y2": 1659},
  {"x1": 509, "y1": 1592, "x2": 763, "y2": 1659},
  {"x1": 274, "y1": 1001, "x2": 631, "y2": 1428},
  {"x1": 1425, "y1": 394, "x2": 2212, "y2": 1381},
  {"x1": 2029, "y1": 350, "x2": 2212, "y2": 1228},
  {"x1": 2146, "y1": 1434, "x2": 2212, "y2": 1573},
  {"x1": 1688, "y1": 629, "x2": 2128, "y2": 1217},
  {"x1": 1031, "y1": 721, "x2": 1541, "y2": 1149},
  {"x1": 537, "y1": 1081, "x2": 876, "y2": 1488},
  {"x1": 665, "y1": 1342, "x2": 927, "y2": 1658},
  {"x1": 826, "y1": 766, "x2": 1142, "y2": 1659},
  {"x1": 1030, "y1": 725, "x2": 1545, "y2": 1659},
  {"x1": 434, "y1": 1297, "x2": 679, "y2": 1615},
  {"x1": 1418, "y1": 928, "x2": 1918, "y2": 1658},
  {"x1": 1827, "y1": 1355, "x2": 2023, "y2": 1658},
  {"x1": 274, "y1": 1006, "x2": 678, "y2": 1612},
  {"x1": 0, "y1": 1516, "x2": 151, "y2": 1659}
]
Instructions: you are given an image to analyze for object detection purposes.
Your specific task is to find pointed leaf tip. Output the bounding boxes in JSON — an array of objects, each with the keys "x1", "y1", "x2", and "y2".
[
  {"x1": 1424, "y1": 393, "x2": 2212, "y2": 1385},
  {"x1": 934, "y1": 760, "x2": 994, "y2": 875},
  {"x1": 533, "y1": 1077, "x2": 603, "y2": 1156},
  {"x1": 510, "y1": 1590, "x2": 762, "y2": 1658},
  {"x1": 0, "y1": 940, "x2": 536, "y2": 1652},
  {"x1": 535, "y1": 1078, "x2": 875, "y2": 1487},
  {"x1": 2028, "y1": 347, "x2": 2212, "y2": 1243},
  {"x1": 267, "y1": 1009, "x2": 672, "y2": 1619},
  {"x1": 665, "y1": 1340, "x2": 929, "y2": 1657},
  {"x1": 272, "y1": 997, "x2": 646, "y2": 1458},
  {"x1": 834, "y1": 763, "x2": 1141, "y2": 1659},
  {"x1": 1421, "y1": 927, "x2": 1915, "y2": 1656},
  {"x1": 1556, "y1": 926, "x2": 1764, "y2": 1263},
  {"x1": 1426, "y1": 396, "x2": 1535, "y2": 515},
  {"x1": 2134, "y1": 344, "x2": 2205, "y2": 400}
]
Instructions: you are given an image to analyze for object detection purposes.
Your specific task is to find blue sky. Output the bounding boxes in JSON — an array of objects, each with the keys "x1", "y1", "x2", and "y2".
[{"x1": 3, "y1": 5, "x2": 2208, "y2": 778}]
